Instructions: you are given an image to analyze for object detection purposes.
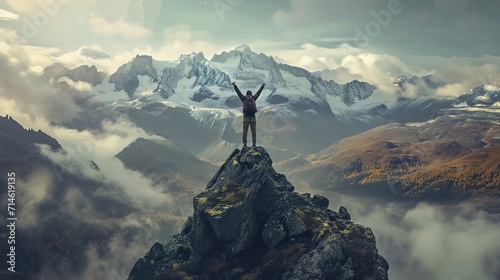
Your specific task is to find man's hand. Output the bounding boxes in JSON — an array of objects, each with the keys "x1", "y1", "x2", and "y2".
[
  {"x1": 262, "y1": 83, "x2": 266, "y2": 87},
  {"x1": 232, "y1": 82, "x2": 236, "y2": 86}
]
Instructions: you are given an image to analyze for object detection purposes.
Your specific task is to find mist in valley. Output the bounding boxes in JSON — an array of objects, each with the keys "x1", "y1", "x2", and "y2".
[
  {"x1": 312, "y1": 190, "x2": 500, "y2": 280},
  {"x1": 1, "y1": 4, "x2": 500, "y2": 278}
]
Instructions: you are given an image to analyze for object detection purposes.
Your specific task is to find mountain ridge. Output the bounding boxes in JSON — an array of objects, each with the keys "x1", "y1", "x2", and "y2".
[
  {"x1": 281, "y1": 114, "x2": 500, "y2": 201},
  {"x1": 115, "y1": 137, "x2": 217, "y2": 196},
  {"x1": 44, "y1": 45, "x2": 377, "y2": 111},
  {"x1": 128, "y1": 147, "x2": 389, "y2": 280}
]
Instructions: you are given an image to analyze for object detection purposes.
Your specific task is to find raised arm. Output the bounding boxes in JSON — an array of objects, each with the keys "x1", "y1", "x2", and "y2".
[
  {"x1": 254, "y1": 83, "x2": 266, "y2": 101},
  {"x1": 232, "y1": 82, "x2": 244, "y2": 101}
]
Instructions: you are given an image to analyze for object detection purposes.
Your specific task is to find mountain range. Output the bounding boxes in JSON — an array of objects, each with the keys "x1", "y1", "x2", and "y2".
[
  {"x1": 2, "y1": 44, "x2": 499, "y2": 279},
  {"x1": 39, "y1": 45, "x2": 500, "y2": 201},
  {"x1": 45, "y1": 45, "x2": 384, "y2": 161},
  {"x1": 280, "y1": 114, "x2": 500, "y2": 201},
  {"x1": 0, "y1": 116, "x2": 189, "y2": 279}
]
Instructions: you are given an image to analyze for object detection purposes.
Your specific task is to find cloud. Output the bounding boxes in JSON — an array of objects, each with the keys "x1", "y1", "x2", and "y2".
[
  {"x1": 33, "y1": 117, "x2": 172, "y2": 210},
  {"x1": 273, "y1": 0, "x2": 500, "y2": 57},
  {"x1": 269, "y1": 43, "x2": 364, "y2": 72},
  {"x1": 0, "y1": 36, "x2": 181, "y2": 279},
  {"x1": 0, "y1": 29, "x2": 173, "y2": 211},
  {"x1": 57, "y1": 76, "x2": 93, "y2": 92},
  {"x1": 40, "y1": 24, "x2": 230, "y2": 73},
  {"x1": 0, "y1": 41, "x2": 82, "y2": 123},
  {"x1": 394, "y1": 55, "x2": 500, "y2": 97},
  {"x1": 0, "y1": 8, "x2": 19, "y2": 20},
  {"x1": 272, "y1": 0, "x2": 378, "y2": 29},
  {"x1": 89, "y1": 17, "x2": 152, "y2": 39},
  {"x1": 51, "y1": 45, "x2": 127, "y2": 74},
  {"x1": 271, "y1": 42, "x2": 500, "y2": 98},
  {"x1": 154, "y1": 24, "x2": 229, "y2": 61},
  {"x1": 340, "y1": 53, "x2": 418, "y2": 93},
  {"x1": 337, "y1": 53, "x2": 500, "y2": 97},
  {"x1": 16, "y1": 168, "x2": 55, "y2": 227},
  {"x1": 320, "y1": 192, "x2": 500, "y2": 280}
]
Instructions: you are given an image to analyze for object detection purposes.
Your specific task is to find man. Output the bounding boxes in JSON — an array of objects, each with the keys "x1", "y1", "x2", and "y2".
[{"x1": 232, "y1": 81, "x2": 266, "y2": 147}]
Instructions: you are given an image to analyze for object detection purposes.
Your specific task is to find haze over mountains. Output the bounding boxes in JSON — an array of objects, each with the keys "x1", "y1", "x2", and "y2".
[
  {"x1": 31, "y1": 44, "x2": 500, "y2": 203},
  {"x1": 42, "y1": 45, "x2": 500, "y2": 174},
  {"x1": 1, "y1": 44, "x2": 499, "y2": 280}
]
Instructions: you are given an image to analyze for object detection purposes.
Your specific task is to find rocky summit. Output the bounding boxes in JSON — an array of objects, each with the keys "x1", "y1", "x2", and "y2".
[{"x1": 128, "y1": 147, "x2": 389, "y2": 280}]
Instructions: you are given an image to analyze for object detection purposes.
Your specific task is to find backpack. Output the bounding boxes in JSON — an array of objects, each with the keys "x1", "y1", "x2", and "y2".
[{"x1": 243, "y1": 95, "x2": 257, "y2": 114}]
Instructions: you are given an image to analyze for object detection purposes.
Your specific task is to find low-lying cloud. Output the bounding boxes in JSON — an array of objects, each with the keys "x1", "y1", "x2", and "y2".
[
  {"x1": 89, "y1": 17, "x2": 152, "y2": 39},
  {"x1": 0, "y1": 31, "x2": 186, "y2": 279},
  {"x1": 283, "y1": 43, "x2": 500, "y2": 98},
  {"x1": 320, "y1": 192, "x2": 500, "y2": 280}
]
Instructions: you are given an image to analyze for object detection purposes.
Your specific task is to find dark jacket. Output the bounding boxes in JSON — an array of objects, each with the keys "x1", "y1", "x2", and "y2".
[{"x1": 233, "y1": 84, "x2": 265, "y2": 118}]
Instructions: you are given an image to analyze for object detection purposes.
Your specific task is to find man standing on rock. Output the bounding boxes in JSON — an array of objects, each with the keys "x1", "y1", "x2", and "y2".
[{"x1": 232, "y1": 81, "x2": 266, "y2": 148}]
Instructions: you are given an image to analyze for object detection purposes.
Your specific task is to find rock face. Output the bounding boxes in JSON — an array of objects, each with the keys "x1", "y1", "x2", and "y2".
[
  {"x1": 392, "y1": 75, "x2": 440, "y2": 97},
  {"x1": 278, "y1": 63, "x2": 376, "y2": 107},
  {"x1": 128, "y1": 147, "x2": 389, "y2": 280},
  {"x1": 191, "y1": 87, "x2": 219, "y2": 102},
  {"x1": 41, "y1": 63, "x2": 106, "y2": 86},
  {"x1": 456, "y1": 83, "x2": 500, "y2": 107},
  {"x1": 0, "y1": 115, "x2": 61, "y2": 151},
  {"x1": 109, "y1": 54, "x2": 158, "y2": 97},
  {"x1": 285, "y1": 116, "x2": 500, "y2": 200},
  {"x1": 211, "y1": 44, "x2": 287, "y2": 88},
  {"x1": 153, "y1": 52, "x2": 232, "y2": 99}
]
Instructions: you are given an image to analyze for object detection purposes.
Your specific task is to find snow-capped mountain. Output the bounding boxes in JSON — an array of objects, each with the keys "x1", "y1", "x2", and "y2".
[
  {"x1": 393, "y1": 75, "x2": 441, "y2": 97},
  {"x1": 455, "y1": 83, "x2": 500, "y2": 107},
  {"x1": 156, "y1": 52, "x2": 232, "y2": 98},
  {"x1": 211, "y1": 44, "x2": 287, "y2": 88},
  {"x1": 43, "y1": 46, "x2": 497, "y2": 163},
  {"x1": 106, "y1": 44, "x2": 376, "y2": 115},
  {"x1": 42, "y1": 63, "x2": 106, "y2": 86},
  {"x1": 109, "y1": 55, "x2": 159, "y2": 97},
  {"x1": 277, "y1": 63, "x2": 375, "y2": 107},
  {"x1": 68, "y1": 44, "x2": 380, "y2": 160}
]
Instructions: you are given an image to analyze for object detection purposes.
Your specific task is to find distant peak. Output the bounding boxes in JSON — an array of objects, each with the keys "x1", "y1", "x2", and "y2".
[
  {"x1": 179, "y1": 52, "x2": 205, "y2": 61},
  {"x1": 132, "y1": 54, "x2": 153, "y2": 61},
  {"x1": 235, "y1": 44, "x2": 251, "y2": 52}
]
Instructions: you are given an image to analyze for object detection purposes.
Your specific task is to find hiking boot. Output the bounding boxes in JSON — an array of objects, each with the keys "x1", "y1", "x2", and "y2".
[{"x1": 252, "y1": 144, "x2": 256, "y2": 147}]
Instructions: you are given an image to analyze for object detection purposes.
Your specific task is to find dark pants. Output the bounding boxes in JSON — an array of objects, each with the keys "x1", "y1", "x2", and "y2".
[{"x1": 243, "y1": 118, "x2": 256, "y2": 146}]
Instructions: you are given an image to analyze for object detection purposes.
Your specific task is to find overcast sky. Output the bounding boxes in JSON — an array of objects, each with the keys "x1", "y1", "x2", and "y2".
[
  {"x1": 1, "y1": 0, "x2": 499, "y2": 54},
  {"x1": 1, "y1": 0, "x2": 499, "y2": 93},
  {"x1": 0, "y1": 4, "x2": 499, "y2": 278}
]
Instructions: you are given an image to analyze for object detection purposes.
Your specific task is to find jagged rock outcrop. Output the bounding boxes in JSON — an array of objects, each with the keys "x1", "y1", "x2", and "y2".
[
  {"x1": 225, "y1": 95, "x2": 242, "y2": 108},
  {"x1": 191, "y1": 87, "x2": 219, "y2": 102},
  {"x1": 455, "y1": 83, "x2": 500, "y2": 107},
  {"x1": 278, "y1": 63, "x2": 376, "y2": 107},
  {"x1": 211, "y1": 44, "x2": 287, "y2": 88},
  {"x1": 183, "y1": 53, "x2": 232, "y2": 89},
  {"x1": 155, "y1": 52, "x2": 232, "y2": 98},
  {"x1": 128, "y1": 147, "x2": 389, "y2": 280},
  {"x1": 104, "y1": 45, "x2": 375, "y2": 110},
  {"x1": 156, "y1": 66, "x2": 183, "y2": 98},
  {"x1": 41, "y1": 63, "x2": 106, "y2": 86},
  {"x1": 109, "y1": 54, "x2": 158, "y2": 97},
  {"x1": 265, "y1": 87, "x2": 289, "y2": 105},
  {"x1": 65, "y1": 65, "x2": 106, "y2": 86},
  {"x1": 0, "y1": 116, "x2": 140, "y2": 279},
  {"x1": 0, "y1": 115, "x2": 61, "y2": 151},
  {"x1": 41, "y1": 63, "x2": 69, "y2": 80},
  {"x1": 341, "y1": 80, "x2": 377, "y2": 106}
]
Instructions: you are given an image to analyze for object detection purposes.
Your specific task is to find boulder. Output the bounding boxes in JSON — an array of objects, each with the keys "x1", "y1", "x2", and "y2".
[{"x1": 128, "y1": 147, "x2": 389, "y2": 280}]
